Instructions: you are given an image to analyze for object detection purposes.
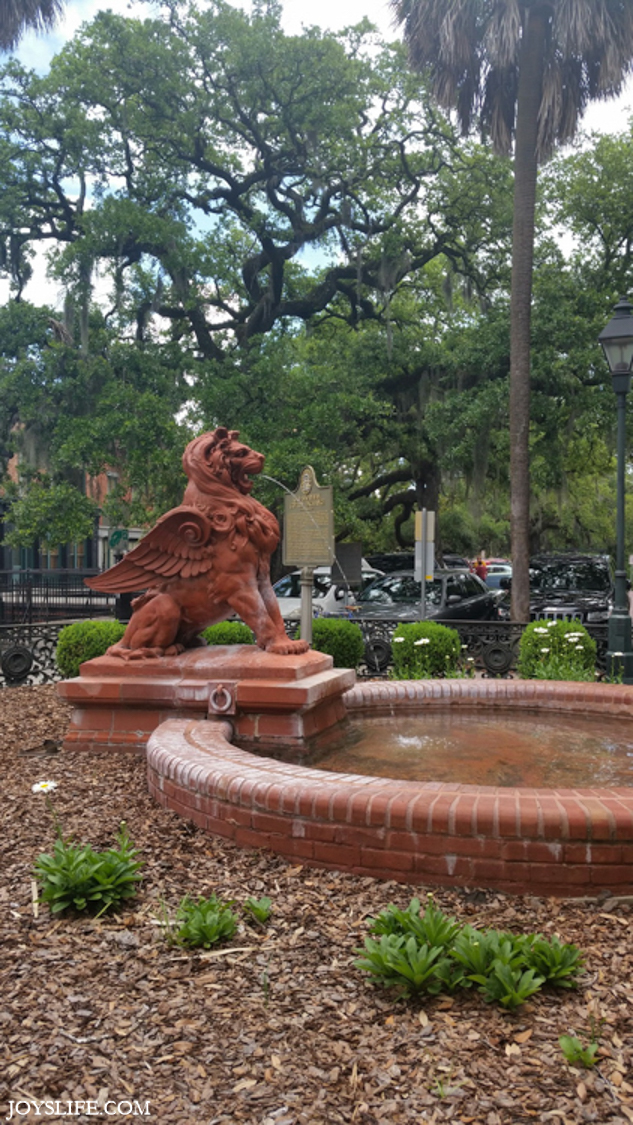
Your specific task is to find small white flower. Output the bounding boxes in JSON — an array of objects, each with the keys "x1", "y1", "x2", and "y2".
[
  {"x1": 393, "y1": 637, "x2": 405, "y2": 643},
  {"x1": 414, "y1": 638, "x2": 431, "y2": 646},
  {"x1": 540, "y1": 647, "x2": 550, "y2": 654},
  {"x1": 547, "y1": 621, "x2": 557, "y2": 627},
  {"x1": 32, "y1": 780, "x2": 58, "y2": 794},
  {"x1": 575, "y1": 645, "x2": 584, "y2": 651},
  {"x1": 533, "y1": 627, "x2": 548, "y2": 634}
]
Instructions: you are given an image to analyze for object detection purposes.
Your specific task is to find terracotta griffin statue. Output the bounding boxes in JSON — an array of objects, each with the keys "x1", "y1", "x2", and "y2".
[{"x1": 85, "y1": 428, "x2": 309, "y2": 659}]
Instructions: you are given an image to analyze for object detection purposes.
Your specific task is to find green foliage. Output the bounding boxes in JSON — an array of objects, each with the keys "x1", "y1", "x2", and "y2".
[
  {"x1": 33, "y1": 823, "x2": 142, "y2": 916},
  {"x1": 202, "y1": 621, "x2": 254, "y2": 646},
  {"x1": 56, "y1": 620, "x2": 126, "y2": 678},
  {"x1": 518, "y1": 620, "x2": 596, "y2": 680},
  {"x1": 370, "y1": 896, "x2": 460, "y2": 948},
  {"x1": 1, "y1": 5, "x2": 631, "y2": 562},
  {"x1": 170, "y1": 894, "x2": 238, "y2": 950},
  {"x1": 390, "y1": 622, "x2": 461, "y2": 679},
  {"x1": 2, "y1": 474, "x2": 99, "y2": 549},
  {"x1": 355, "y1": 934, "x2": 446, "y2": 997},
  {"x1": 308, "y1": 618, "x2": 364, "y2": 669},
  {"x1": 355, "y1": 897, "x2": 584, "y2": 1008},
  {"x1": 474, "y1": 964, "x2": 545, "y2": 1010},
  {"x1": 527, "y1": 934, "x2": 584, "y2": 987},
  {"x1": 559, "y1": 1035, "x2": 599, "y2": 1069},
  {"x1": 243, "y1": 896, "x2": 272, "y2": 925}
]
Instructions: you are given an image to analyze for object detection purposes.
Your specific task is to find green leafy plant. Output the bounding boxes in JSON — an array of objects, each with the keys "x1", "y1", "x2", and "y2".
[
  {"x1": 56, "y1": 620, "x2": 126, "y2": 678},
  {"x1": 33, "y1": 823, "x2": 142, "y2": 916},
  {"x1": 473, "y1": 963, "x2": 545, "y2": 1010},
  {"x1": 170, "y1": 894, "x2": 238, "y2": 949},
  {"x1": 243, "y1": 895, "x2": 272, "y2": 924},
  {"x1": 451, "y1": 926, "x2": 503, "y2": 978},
  {"x1": 390, "y1": 621, "x2": 461, "y2": 679},
  {"x1": 354, "y1": 934, "x2": 447, "y2": 996},
  {"x1": 518, "y1": 619, "x2": 596, "y2": 680},
  {"x1": 305, "y1": 617, "x2": 364, "y2": 668},
  {"x1": 370, "y1": 896, "x2": 460, "y2": 948},
  {"x1": 202, "y1": 621, "x2": 254, "y2": 645},
  {"x1": 559, "y1": 1035, "x2": 599, "y2": 1068},
  {"x1": 355, "y1": 897, "x2": 585, "y2": 1009},
  {"x1": 527, "y1": 935, "x2": 584, "y2": 986}
]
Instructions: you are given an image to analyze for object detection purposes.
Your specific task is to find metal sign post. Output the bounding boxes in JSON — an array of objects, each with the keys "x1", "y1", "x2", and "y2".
[
  {"x1": 414, "y1": 509, "x2": 435, "y2": 621},
  {"x1": 283, "y1": 466, "x2": 334, "y2": 645}
]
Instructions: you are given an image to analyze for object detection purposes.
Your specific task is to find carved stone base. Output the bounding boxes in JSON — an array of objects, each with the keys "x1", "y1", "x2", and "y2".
[{"x1": 57, "y1": 645, "x2": 355, "y2": 756}]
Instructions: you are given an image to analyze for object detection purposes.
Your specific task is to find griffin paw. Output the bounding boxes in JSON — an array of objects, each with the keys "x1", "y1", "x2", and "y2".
[
  {"x1": 267, "y1": 639, "x2": 310, "y2": 655},
  {"x1": 106, "y1": 644, "x2": 171, "y2": 660}
]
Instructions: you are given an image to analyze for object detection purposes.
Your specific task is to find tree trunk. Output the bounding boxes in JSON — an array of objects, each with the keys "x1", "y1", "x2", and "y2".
[{"x1": 509, "y1": 5, "x2": 547, "y2": 621}]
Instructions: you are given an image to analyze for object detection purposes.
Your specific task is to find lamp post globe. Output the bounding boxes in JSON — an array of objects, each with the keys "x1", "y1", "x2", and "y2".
[{"x1": 598, "y1": 296, "x2": 633, "y2": 684}]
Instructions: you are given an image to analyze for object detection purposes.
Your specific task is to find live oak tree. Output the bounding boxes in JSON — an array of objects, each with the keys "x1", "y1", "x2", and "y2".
[
  {"x1": 391, "y1": 0, "x2": 633, "y2": 619},
  {"x1": 0, "y1": 0, "x2": 519, "y2": 545},
  {"x1": 0, "y1": 301, "x2": 191, "y2": 546},
  {"x1": 0, "y1": 1, "x2": 511, "y2": 362}
]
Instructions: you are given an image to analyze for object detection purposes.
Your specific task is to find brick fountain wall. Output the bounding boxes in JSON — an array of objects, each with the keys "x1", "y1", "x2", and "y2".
[{"x1": 146, "y1": 679, "x2": 633, "y2": 897}]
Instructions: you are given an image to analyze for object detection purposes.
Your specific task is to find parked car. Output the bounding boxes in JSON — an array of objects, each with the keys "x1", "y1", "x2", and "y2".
[
  {"x1": 440, "y1": 554, "x2": 471, "y2": 569},
  {"x1": 497, "y1": 553, "x2": 614, "y2": 623},
  {"x1": 364, "y1": 552, "x2": 415, "y2": 573},
  {"x1": 273, "y1": 562, "x2": 383, "y2": 619},
  {"x1": 329, "y1": 569, "x2": 502, "y2": 622},
  {"x1": 483, "y1": 562, "x2": 513, "y2": 589}
]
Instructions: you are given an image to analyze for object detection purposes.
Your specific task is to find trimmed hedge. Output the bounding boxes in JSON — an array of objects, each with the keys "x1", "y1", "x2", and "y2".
[
  {"x1": 56, "y1": 620, "x2": 126, "y2": 678},
  {"x1": 306, "y1": 618, "x2": 364, "y2": 668},
  {"x1": 518, "y1": 619, "x2": 596, "y2": 680},
  {"x1": 391, "y1": 621, "x2": 461, "y2": 679},
  {"x1": 202, "y1": 621, "x2": 254, "y2": 645}
]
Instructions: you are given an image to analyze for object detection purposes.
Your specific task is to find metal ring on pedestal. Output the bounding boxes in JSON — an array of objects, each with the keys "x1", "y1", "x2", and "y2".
[{"x1": 208, "y1": 683, "x2": 234, "y2": 714}]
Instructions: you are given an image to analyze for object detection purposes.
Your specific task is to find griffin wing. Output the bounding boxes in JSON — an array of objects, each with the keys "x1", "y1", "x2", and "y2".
[{"x1": 85, "y1": 507, "x2": 214, "y2": 593}]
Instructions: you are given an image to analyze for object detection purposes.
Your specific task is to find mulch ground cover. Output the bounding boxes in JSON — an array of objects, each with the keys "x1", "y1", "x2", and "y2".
[{"x1": 1, "y1": 684, "x2": 632, "y2": 1125}]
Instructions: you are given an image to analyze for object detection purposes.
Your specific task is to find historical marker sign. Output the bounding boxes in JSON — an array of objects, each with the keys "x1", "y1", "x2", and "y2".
[{"x1": 283, "y1": 466, "x2": 334, "y2": 567}]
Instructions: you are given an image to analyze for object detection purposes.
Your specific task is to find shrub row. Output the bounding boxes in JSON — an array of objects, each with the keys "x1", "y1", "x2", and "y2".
[
  {"x1": 55, "y1": 615, "x2": 598, "y2": 680},
  {"x1": 55, "y1": 617, "x2": 365, "y2": 674}
]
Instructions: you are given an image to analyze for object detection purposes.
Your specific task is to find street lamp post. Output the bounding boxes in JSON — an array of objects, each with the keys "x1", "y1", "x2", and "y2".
[{"x1": 598, "y1": 296, "x2": 633, "y2": 684}]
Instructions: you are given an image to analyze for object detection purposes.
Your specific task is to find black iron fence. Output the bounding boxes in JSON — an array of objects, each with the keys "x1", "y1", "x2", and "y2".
[
  {"x1": 0, "y1": 570, "x2": 116, "y2": 625},
  {"x1": 352, "y1": 617, "x2": 609, "y2": 678},
  {"x1": 0, "y1": 614, "x2": 610, "y2": 690}
]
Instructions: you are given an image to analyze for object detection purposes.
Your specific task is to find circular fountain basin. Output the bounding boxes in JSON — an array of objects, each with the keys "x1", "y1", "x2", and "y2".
[
  {"x1": 311, "y1": 710, "x2": 633, "y2": 789},
  {"x1": 146, "y1": 679, "x2": 633, "y2": 897}
]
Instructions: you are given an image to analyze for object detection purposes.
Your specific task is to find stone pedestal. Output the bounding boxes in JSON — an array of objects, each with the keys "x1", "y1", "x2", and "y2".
[{"x1": 57, "y1": 645, "x2": 355, "y2": 756}]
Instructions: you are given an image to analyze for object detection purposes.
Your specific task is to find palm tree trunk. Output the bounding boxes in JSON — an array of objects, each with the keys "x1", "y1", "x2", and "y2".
[{"x1": 509, "y1": 4, "x2": 547, "y2": 621}]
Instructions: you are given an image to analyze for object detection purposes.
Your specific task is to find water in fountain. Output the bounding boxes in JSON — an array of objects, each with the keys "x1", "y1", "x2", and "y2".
[{"x1": 307, "y1": 708, "x2": 633, "y2": 788}]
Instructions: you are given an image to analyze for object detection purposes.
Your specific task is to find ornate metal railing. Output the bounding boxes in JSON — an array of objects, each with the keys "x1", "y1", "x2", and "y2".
[
  {"x1": 0, "y1": 570, "x2": 116, "y2": 625},
  {"x1": 0, "y1": 622, "x2": 70, "y2": 687},
  {"x1": 0, "y1": 616, "x2": 611, "y2": 689},
  {"x1": 352, "y1": 617, "x2": 609, "y2": 678}
]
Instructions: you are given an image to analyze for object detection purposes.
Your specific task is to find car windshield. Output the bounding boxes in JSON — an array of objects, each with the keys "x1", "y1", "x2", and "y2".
[
  {"x1": 529, "y1": 560, "x2": 611, "y2": 593},
  {"x1": 358, "y1": 575, "x2": 443, "y2": 606},
  {"x1": 274, "y1": 573, "x2": 331, "y2": 598}
]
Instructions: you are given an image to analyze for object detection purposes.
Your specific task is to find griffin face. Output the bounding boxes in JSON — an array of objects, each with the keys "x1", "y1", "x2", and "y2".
[{"x1": 183, "y1": 427, "x2": 265, "y2": 495}]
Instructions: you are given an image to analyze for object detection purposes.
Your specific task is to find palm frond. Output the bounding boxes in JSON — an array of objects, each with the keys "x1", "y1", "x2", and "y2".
[
  {"x1": 392, "y1": 0, "x2": 633, "y2": 160},
  {"x1": 0, "y1": 0, "x2": 64, "y2": 52}
]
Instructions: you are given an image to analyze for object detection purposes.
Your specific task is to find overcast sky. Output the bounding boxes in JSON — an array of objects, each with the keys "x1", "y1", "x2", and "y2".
[{"x1": 8, "y1": 0, "x2": 633, "y2": 308}]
